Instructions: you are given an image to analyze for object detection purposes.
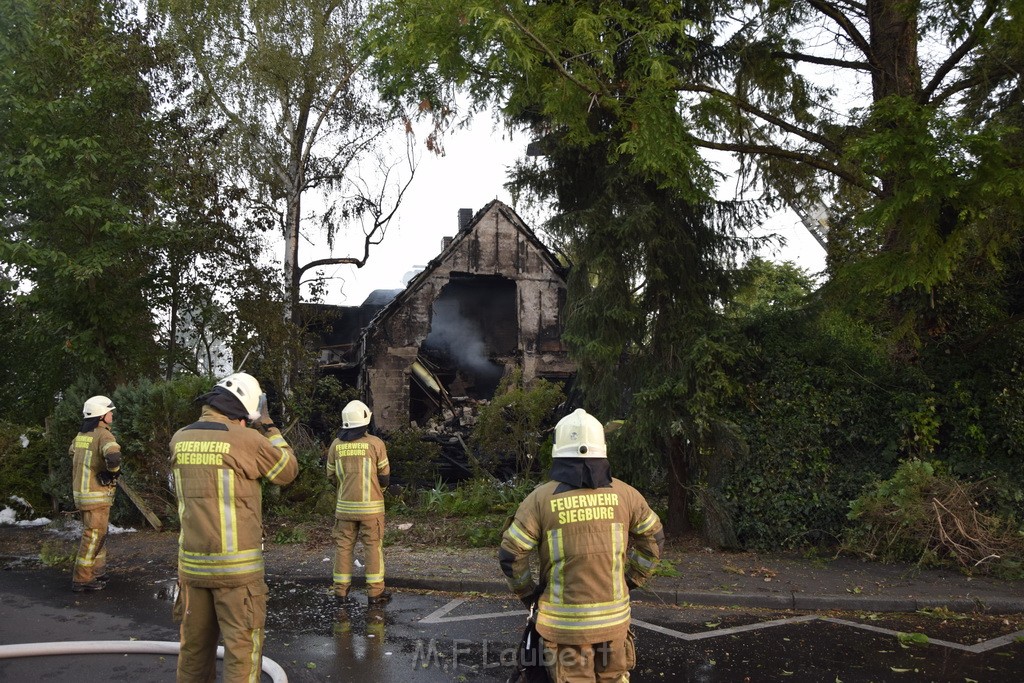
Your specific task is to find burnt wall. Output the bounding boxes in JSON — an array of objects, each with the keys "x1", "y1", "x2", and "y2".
[{"x1": 361, "y1": 202, "x2": 575, "y2": 431}]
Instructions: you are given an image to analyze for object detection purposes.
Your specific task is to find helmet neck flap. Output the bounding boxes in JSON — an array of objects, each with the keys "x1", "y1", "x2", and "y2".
[{"x1": 549, "y1": 458, "x2": 613, "y2": 491}]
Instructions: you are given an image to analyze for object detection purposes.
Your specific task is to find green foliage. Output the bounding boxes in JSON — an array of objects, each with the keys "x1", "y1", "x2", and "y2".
[
  {"x1": 390, "y1": 476, "x2": 538, "y2": 547},
  {"x1": 154, "y1": 0, "x2": 406, "y2": 316},
  {"x1": 462, "y1": 518, "x2": 506, "y2": 548},
  {"x1": 0, "y1": 0, "x2": 266, "y2": 418},
  {"x1": 40, "y1": 375, "x2": 211, "y2": 526},
  {"x1": 839, "y1": 97, "x2": 1024, "y2": 298},
  {"x1": 0, "y1": 0, "x2": 164, "y2": 411},
  {"x1": 727, "y1": 257, "x2": 818, "y2": 320},
  {"x1": 897, "y1": 632, "x2": 930, "y2": 647},
  {"x1": 0, "y1": 422, "x2": 50, "y2": 514},
  {"x1": 844, "y1": 459, "x2": 1024, "y2": 576},
  {"x1": 369, "y1": 0, "x2": 1024, "y2": 552},
  {"x1": 272, "y1": 527, "x2": 307, "y2": 544},
  {"x1": 422, "y1": 476, "x2": 535, "y2": 518},
  {"x1": 289, "y1": 375, "x2": 360, "y2": 441},
  {"x1": 369, "y1": 0, "x2": 715, "y2": 193},
  {"x1": 39, "y1": 539, "x2": 75, "y2": 570},
  {"x1": 510, "y1": 123, "x2": 754, "y2": 537},
  {"x1": 384, "y1": 427, "x2": 442, "y2": 487},
  {"x1": 846, "y1": 459, "x2": 941, "y2": 554},
  {"x1": 110, "y1": 375, "x2": 212, "y2": 523},
  {"x1": 470, "y1": 369, "x2": 565, "y2": 475},
  {"x1": 272, "y1": 428, "x2": 336, "y2": 517},
  {"x1": 652, "y1": 559, "x2": 683, "y2": 578},
  {"x1": 722, "y1": 271, "x2": 910, "y2": 549}
]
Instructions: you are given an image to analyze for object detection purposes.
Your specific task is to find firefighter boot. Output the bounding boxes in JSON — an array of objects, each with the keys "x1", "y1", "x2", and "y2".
[
  {"x1": 72, "y1": 580, "x2": 106, "y2": 593},
  {"x1": 367, "y1": 590, "x2": 392, "y2": 607}
]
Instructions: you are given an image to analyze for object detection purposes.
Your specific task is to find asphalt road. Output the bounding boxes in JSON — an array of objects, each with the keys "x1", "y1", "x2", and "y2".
[{"x1": 1, "y1": 566, "x2": 1022, "y2": 682}]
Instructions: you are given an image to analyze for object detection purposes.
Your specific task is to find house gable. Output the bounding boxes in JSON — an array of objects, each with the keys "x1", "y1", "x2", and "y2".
[{"x1": 359, "y1": 200, "x2": 574, "y2": 431}]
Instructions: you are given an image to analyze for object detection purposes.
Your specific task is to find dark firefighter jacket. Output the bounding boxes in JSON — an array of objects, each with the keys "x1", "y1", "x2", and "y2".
[{"x1": 169, "y1": 405, "x2": 298, "y2": 587}]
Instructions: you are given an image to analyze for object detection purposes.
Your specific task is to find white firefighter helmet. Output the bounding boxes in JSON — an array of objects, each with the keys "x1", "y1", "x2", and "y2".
[
  {"x1": 552, "y1": 409, "x2": 607, "y2": 459},
  {"x1": 216, "y1": 372, "x2": 263, "y2": 421},
  {"x1": 83, "y1": 395, "x2": 115, "y2": 419},
  {"x1": 341, "y1": 400, "x2": 371, "y2": 429}
]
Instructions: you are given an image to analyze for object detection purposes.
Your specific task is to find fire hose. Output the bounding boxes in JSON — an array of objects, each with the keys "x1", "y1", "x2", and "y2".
[{"x1": 0, "y1": 640, "x2": 288, "y2": 682}]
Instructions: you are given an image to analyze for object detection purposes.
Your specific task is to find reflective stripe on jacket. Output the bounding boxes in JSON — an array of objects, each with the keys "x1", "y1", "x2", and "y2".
[
  {"x1": 325, "y1": 434, "x2": 390, "y2": 520},
  {"x1": 170, "y1": 406, "x2": 298, "y2": 588},
  {"x1": 69, "y1": 423, "x2": 120, "y2": 510},
  {"x1": 499, "y1": 478, "x2": 663, "y2": 645}
]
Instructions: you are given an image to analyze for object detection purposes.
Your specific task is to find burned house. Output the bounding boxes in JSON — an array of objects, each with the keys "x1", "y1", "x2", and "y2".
[{"x1": 355, "y1": 200, "x2": 575, "y2": 432}]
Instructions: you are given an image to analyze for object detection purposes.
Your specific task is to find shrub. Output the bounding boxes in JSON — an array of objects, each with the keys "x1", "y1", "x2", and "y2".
[
  {"x1": 0, "y1": 422, "x2": 51, "y2": 515},
  {"x1": 721, "y1": 310, "x2": 907, "y2": 549},
  {"x1": 384, "y1": 427, "x2": 442, "y2": 487},
  {"x1": 271, "y1": 422, "x2": 335, "y2": 517},
  {"x1": 44, "y1": 375, "x2": 219, "y2": 527},
  {"x1": 109, "y1": 375, "x2": 212, "y2": 523},
  {"x1": 422, "y1": 476, "x2": 535, "y2": 517},
  {"x1": 471, "y1": 369, "x2": 564, "y2": 476},
  {"x1": 844, "y1": 459, "x2": 1024, "y2": 577}
]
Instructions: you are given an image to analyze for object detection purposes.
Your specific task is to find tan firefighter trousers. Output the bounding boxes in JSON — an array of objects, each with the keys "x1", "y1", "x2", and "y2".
[
  {"x1": 542, "y1": 631, "x2": 636, "y2": 683},
  {"x1": 174, "y1": 580, "x2": 268, "y2": 683},
  {"x1": 332, "y1": 516, "x2": 385, "y2": 598},
  {"x1": 73, "y1": 506, "x2": 109, "y2": 584}
]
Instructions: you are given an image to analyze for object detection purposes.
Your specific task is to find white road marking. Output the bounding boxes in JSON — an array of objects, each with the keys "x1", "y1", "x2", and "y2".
[
  {"x1": 420, "y1": 598, "x2": 528, "y2": 624},
  {"x1": 630, "y1": 614, "x2": 819, "y2": 641},
  {"x1": 419, "y1": 598, "x2": 1024, "y2": 653}
]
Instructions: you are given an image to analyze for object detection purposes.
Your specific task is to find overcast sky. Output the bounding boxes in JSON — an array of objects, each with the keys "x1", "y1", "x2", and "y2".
[{"x1": 277, "y1": 115, "x2": 827, "y2": 308}]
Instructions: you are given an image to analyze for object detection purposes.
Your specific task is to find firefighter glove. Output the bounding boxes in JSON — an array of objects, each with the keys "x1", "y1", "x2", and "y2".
[
  {"x1": 251, "y1": 393, "x2": 275, "y2": 430},
  {"x1": 521, "y1": 584, "x2": 544, "y2": 608}
]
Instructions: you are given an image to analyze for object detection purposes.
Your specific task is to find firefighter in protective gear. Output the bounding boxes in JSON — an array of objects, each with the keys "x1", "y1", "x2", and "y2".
[
  {"x1": 170, "y1": 373, "x2": 298, "y2": 683},
  {"x1": 499, "y1": 409, "x2": 664, "y2": 683},
  {"x1": 69, "y1": 395, "x2": 121, "y2": 592},
  {"x1": 325, "y1": 399, "x2": 392, "y2": 606}
]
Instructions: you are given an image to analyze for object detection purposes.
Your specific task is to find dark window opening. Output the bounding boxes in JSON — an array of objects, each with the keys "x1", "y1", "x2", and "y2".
[{"x1": 419, "y1": 275, "x2": 517, "y2": 402}]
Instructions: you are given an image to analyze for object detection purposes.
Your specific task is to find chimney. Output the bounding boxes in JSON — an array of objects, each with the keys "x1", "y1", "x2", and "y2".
[
  {"x1": 442, "y1": 236, "x2": 454, "y2": 250},
  {"x1": 458, "y1": 208, "x2": 473, "y2": 231}
]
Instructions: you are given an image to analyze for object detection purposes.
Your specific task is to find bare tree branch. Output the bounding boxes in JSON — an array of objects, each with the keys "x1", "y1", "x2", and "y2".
[
  {"x1": 806, "y1": 0, "x2": 874, "y2": 60},
  {"x1": 920, "y1": 0, "x2": 999, "y2": 104},
  {"x1": 296, "y1": 135, "x2": 418, "y2": 278},
  {"x1": 690, "y1": 136, "x2": 878, "y2": 194},
  {"x1": 682, "y1": 83, "x2": 840, "y2": 152},
  {"x1": 771, "y1": 50, "x2": 873, "y2": 72}
]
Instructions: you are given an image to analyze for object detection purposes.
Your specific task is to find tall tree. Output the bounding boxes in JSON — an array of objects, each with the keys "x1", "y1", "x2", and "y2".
[
  {"x1": 370, "y1": 0, "x2": 1022, "y2": 327},
  {"x1": 514, "y1": 130, "x2": 756, "y2": 535},
  {"x1": 0, "y1": 0, "x2": 164, "y2": 413},
  {"x1": 153, "y1": 0, "x2": 417, "y2": 322},
  {"x1": 145, "y1": 83, "x2": 277, "y2": 379},
  {"x1": 370, "y1": 0, "x2": 765, "y2": 534},
  {"x1": 367, "y1": 0, "x2": 1022, "y2": 533}
]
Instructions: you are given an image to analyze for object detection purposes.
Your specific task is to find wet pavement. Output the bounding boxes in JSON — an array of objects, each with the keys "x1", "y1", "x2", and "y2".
[{"x1": 1, "y1": 565, "x2": 1022, "y2": 682}]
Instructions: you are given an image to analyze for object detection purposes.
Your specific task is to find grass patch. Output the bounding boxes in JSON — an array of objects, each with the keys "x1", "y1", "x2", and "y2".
[
  {"x1": 272, "y1": 527, "x2": 308, "y2": 544},
  {"x1": 40, "y1": 539, "x2": 75, "y2": 570},
  {"x1": 653, "y1": 559, "x2": 683, "y2": 578}
]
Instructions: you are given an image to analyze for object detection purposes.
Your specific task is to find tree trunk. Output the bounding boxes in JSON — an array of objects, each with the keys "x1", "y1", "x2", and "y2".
[
  {"x1": 283, "y1": 189, "x2": 301, "y2": 325},
  {"x1": 867, "y1": 0, "x2": 922, "y2": 103},
  {"x1": 664, "y1": 435, "x2": 692, "y2": 537},
  {"x1": 166, "y1": 264, "x2": 179, "y2": 380},
  {"x1": 867, "y1": 0, "x2": 922, "y2": 207}
]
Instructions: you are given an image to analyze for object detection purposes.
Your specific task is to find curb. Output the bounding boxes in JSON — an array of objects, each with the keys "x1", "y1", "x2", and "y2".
[
  {"x1": 384, "y1": 577, "x2": 1024, "y2": 614},
  {"x1": 266, "y1": 572, "x2": 1024, "y2": 615}
]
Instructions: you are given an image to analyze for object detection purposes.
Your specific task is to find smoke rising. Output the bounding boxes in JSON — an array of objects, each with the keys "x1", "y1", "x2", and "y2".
[{"x1": 423, "y1": 298, "x2": 504, "y2": 392}]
